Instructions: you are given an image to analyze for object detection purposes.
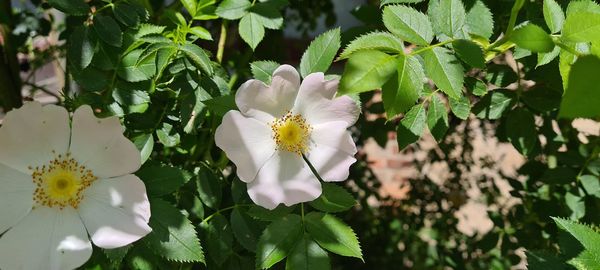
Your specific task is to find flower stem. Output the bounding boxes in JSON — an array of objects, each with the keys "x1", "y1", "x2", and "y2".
[
  {"x1": 216, "y1": 21, "x2": 228, "y2": 64},
  {"x1": 302, "y1": 154, "x2": 325, "y2": 182},
  {"x1": 201, "y1": 204, "x2": 253, "y2": 224}
]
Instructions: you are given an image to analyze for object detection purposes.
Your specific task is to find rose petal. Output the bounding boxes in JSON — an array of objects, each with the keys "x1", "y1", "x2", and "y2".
[
  {"x1": 0, "y1": 163, "x2": 34, "y2": 234},
  {"x1": 297, "y1": 95, "x2": 360, "y2": 128},
  {"x1": 306, "y1": 144, "x2": 357, "y2": 182},
  {"x1": 311, "y1": 121, "x2": 357, "y2": 156}
]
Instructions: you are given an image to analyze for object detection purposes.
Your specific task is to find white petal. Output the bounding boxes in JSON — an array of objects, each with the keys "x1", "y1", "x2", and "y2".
[
  {"x1": 235, "y1": 65, "x2": 300, "y2": 119},
  {"x1": 78, "y1": 174, "x2": 151, "y2": 249},
  {"x1": 69, "y1": 105, "x2": 141, "y2": 179},
  {"x1": 0, "y1": 102, "x2": 70, "y2": 173},
  {"x1": 294, "y1": 72, "x2": 338, "y2": 106},
  {"x1": 215, "y1": 111, "x2": 276, "y2": 183},
  {"x1": 297, "y1": 95, "x2": 360, "y2": 128},
  {"x1": 0, "y1": 163, "x2": 34, "y2": 234},
  {"x1": 306, "y1": 144, "x2": 357, "y2": 182},
  {"x1": 311, "y1": 121, "x2": 357, "y2": 156},
  {"x1": 247, "y1": 151, "x2": 322, "y2": 209},
  {"x1": 0, "y1": 207, "x2": 92, "y2": 270}
]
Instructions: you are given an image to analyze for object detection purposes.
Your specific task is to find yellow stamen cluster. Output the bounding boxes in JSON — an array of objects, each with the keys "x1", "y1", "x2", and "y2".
[
  {"x1": 30, "y1": 152, "x2": 97, "y2": 210},
  {"x1": 270, "y1": 111, "x2": 312, "y2": 155}
]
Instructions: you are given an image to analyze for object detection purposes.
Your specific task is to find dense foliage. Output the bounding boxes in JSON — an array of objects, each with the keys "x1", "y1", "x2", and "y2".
[{"x1": 1, "y1": 0, "x2": 600, "y2": 269}]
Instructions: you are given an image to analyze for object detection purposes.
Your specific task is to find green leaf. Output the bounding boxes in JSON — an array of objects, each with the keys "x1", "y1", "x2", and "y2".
[
  {"x1": 473, "y1": 89, "x2": 516, "y2": 120},
  {"x1": 553, "y1": 217, "x2": 600, "y2": 254},
  {"x1": 203, "y1": 214, "x2": 233, "y2": 266},
  {"x1": 93, "y1": 15, "x2": 123, "y2": 47},
  {"x1": 117, "y1": 49, "x2": 156, "y2": 82},
  {"x1": 285, "y1": 234, "x2": 331, "y2": 270},
  {"x1": 485, "y1": 65, "x2": 518, "y2": 87},
  {"x1": 559, "y1": 55, "x2": 600, "y2": 119},
  {"x1": 382, "y1": 54, "x2": 424, "y2": 117},
  {"x1": 452, "y1": 39, "x2": 485, "y2": 68},
  {"x1": 204, "y1": 95, "x2": 237, "y2": 117},
  {"x1": 449, "y1": 94, "x2": 470, "y2": 120},
  {"x1": 305, "y1": 212, "x2": 363, "y2": 260},
  {"x1": 338, "y1": 31, "x2": 404, "y2": 61},
  {"x1": 566, "y1": 0, "x2": 600, "y2": 15},
  {"x1": 132, "y1": 133, "x2": 154, "y2": 165},
  {"x1": 422, "y1": 47, "x2": 464, "y2": 99},
  {"x1": 230, "y1": 208, "x2": 263, "y2": 252},
  {"x1": 568, "y1": 250, "x2": 600, "y2": 270},
  {"x1": 104, "y1": 245, "x2": 131, "y2": 264},
  {"x1": 239, "y1": 13, "x2": 265, "y2": 50},
  {"x1": 506, "y1": 108, "x2": 539, "y2": 157},
  {"x1": 580, "y1": 175, "x2": 600, "y2": 198},
  {"x1": 251, "y1": 60, "x2": 280, "y2": 84},
  {"x1": 251, "y1": 3, "x2": 284, "y2": 30},
  {"x1": 465, "y1": 77, "x2": 487, "y2": 96},
  {"x1": 309, "y1": 183, "x2": 356, "y2": 213},
  {"x1": 216, "y1": 0, "x2": 251, "y2": 20},
  {"x1": 565, "y1": 193, "x2": 586, "y2": 220},
  {"x1": 247, "y1": 205, "x2": 295, "y2": 221},
  {"x1": 428, "y1": 0, "x2": 466, "y2": 38},
  {"x1": 68, "y1": 26, "x2": 95, "y2": 70},
  {"x1": 537, "y1": 46, "x2": 561, "y2": 67},
  {"x1": 181, "y1": 0, "x2": 198, "y2": 16},
  {"x1": 196, "y1": 164, "x2": 223, "y2": 209},
  {"x1": 189, "y1": 26, "x2": 213, "y2": 40},
  {"x1": 156, "y1": 122, "x2": 180, "y2": 147},
  {"x1": 380, "y1": 0, "x2": 425, "y2": 6},
  {"x1": 113, "y1": 2, "x2": 140, "y2": 27},
  {"x1": 135, "y1": 24, "x2": 166, "y2": 38},
  {"x1": 522, "y1": 86, "x2": 561, "y2": 112},
  {"x1": 563, "y1": 12, "x2": 600, "y2": 43},
  {"x1": 382, "y1": 5, "x2": 433, "y2": 46},
  {"x1": 339, "y1": 50, "x2": 397, "y2": 94},
  {"x1": 256, "y1": 215, "x2": 303, "y2": 269},
  {"x1": 526, "y1": 251, "x2": 566, "y2": 270},
  {"x1": 510, "y1": 23, "x2": 554, "y2": 53},
  {"x1": 543, "y1": 0, "x2": 565, "y2": 33},
  {"x1": 137, "y1": 163, "x2": 191, "y2": 197},
  {"x1": 396, "y1": 104, "x2": 426, "y2": 150},
  {"x1": 180, "y1": 44, "x2": 214, "y2": 75},
  {"x1": 144, "y1": 199, "x2": 205, "y2": 263},
  {"x1": 427, "y1": 95, "x2": 449, "y2": 142},
  {"x1": 48, "y1": 0, "x2": 88, "y2": 15},
  {"x1": 465, "y1": 0, "x2": 494, "y2": 39},
  {"x1": 299, "y1": 28, "x2": 341, "y2": 78}
]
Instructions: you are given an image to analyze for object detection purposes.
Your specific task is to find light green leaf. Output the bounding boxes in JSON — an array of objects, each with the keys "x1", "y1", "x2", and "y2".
[
  {"x1": 560, "y1": 55, "x2": 600, "y2": 118},
  {"x1": 136, "y1": 163, "x2": 191, "y2": 197},
  {"x1": 251, "y1": 60, "x2": 280, "y2": 84},
  {"x1": 144, "y1": 199, "x2": 205, "y2": 263},
  {"x1": 473, "y1": 89, "x2": 516, "y2": 120},
  {"x1": 196, "y1": 164, "x2": 223, "y2": 209},
  {"x1": 256, "y1": 215, "x2": 303, "y2": 269},
  {"x1": 132, "y1": 133, "x2": 154, "y2": 165},
  {"x1": 251, "y1": 3, "x2": 284, "y2": 30},
  {"x1": 452, "y1": 39, "x2": 485, "y2": 68},
  {"x1": 380, "y1": 0, "x2": 425, "y2": 6},
  {"x1": 510, "y1": 23, "x2": 554, "y2": 53},
  {"x1": 465, "y1": 77, "x2": 487, "y2": 96},
  {"x1": 449, "y1": 94, "x2": 470, "y2": 120},
  {"x1": 68, "y1": 26, "x2": 95, "y2": 70},
  {"x1": 309, "y1": 183, "x2": 356, "y2": 213},
  {"x1": 339, "y1": 50, "x2": 397, "y2": 94},
  {"x1": 466, "y1": 0, "x2": 494, "y2": 39},
  {"x1": 382, "y1": 54, "x2": 424, "y2": 117},
  {"x1": 203, "y1": 214, "x2": 233, "y2": 266},
  {"x1": 48, "y1": 0, "x2": 88, "y2": 15},
  {"x1": 300, "y1": 28, "x2": 341, "y2": 78},
  {"x1": 428, "y1": 0, "x2": 466, "y2": 38},
  {"x1": 566, "y1": 192, "x2": 585, "y2": 220},
  {"x1": 397, "y1": 104, "x2": 426, "y2": 149},
  {"x1": 543, "y1": 0, "x2": 565, "y2": 33},
  {"x1": 117, "y1": 49, "x2": 156, "y2": 82},
  {"x1": 93, "y1": 15, "x2": 123, "y2": 47},
  {"x1": 338, "y1": 31, "x2": 404, "y2": 60},
  {"x1": 566, "y1": 0, "x2": 600, "y2": 16},
  {"x1": 305, "y1": 212, "x2": 363, "y2": 260},
  {"x1": 422, "y1": 47, "x2": 464, "y2": 99},
  {"x1": 216, "y1": 0, "x2": 251, "y2": 19},
  {"x1": 553, "y1": 217, "x2": 600, "y2": 254},
  {"x1": 506, "y1": 108, "x2": 539, "y2": 157},
  {"x1": 383, "y1": 5, "x2": 433, "y2": 46},
  {"x1": 156, "y1": 122, "x2": 180, "y2": 147},
  {"x1": 427, "y1": 94, "x2": 449, "y2": 142},
  {"x1": 230, "y1": 208, "x2": 263, "y2": 252},
  {"x1": 537, "y1": 45, "x2": 561, "y2": 67},
  {"x1": 182, "y1": 0, "x2": 198, "y2": 16},
  {"x1": 239, "y1": 13, "x2": 265, "y2": 50},
  {"x1": 189, "y1": 26, "x2": 213, "y2": 40},
  {"x1": 580, "y1": 175, "x2": 600, "y2": 198},
  {"x1": 135, "y1": 24, "x2": 166, "y2": 38},
  {"x1": 180, "y1": 44, "x2": 214, "y2": 75},
  {"x1": 285, "y1": 234, "x2": 331, "y2": 270},
  {"x1": 568, "y1": 249, "x2": 600, "y2": 270},
  {"x1": 563, "y1": 12, "x2": 600, "y2": 43}
]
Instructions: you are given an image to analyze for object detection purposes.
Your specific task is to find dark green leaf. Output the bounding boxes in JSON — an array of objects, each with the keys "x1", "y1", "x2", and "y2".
[
  {"x1": 180, "y1": 44, "x2": 214, "y2": 75},
  {"x1": 473, "y1": 89, "x2": 516, "y2": 120},
  {"x1": 465, "y1": 0, "x2": 494, "y2": 39},
  {"x1": 93, "y1": 15, "x2": 123, "y2": 47},
  {"x1": 203, "y1": 214, "x2": 233, "y2": 266},
  {"x1": 231, "y1": 208, "x2": 263, "y2": 252},
  {"x1": 114, "y1": 2, "x2": 140, "y2": 27},
  {"x1": 449, "y1": 94, "x2": 470, "y2": 120},
  {"x1": 137, "y1": 163, "x2": 191, "y2": 197},
  {"x1": 380, "y1": 0, "x2": 425, "y2": 5},
  {"x1": 285, "y1": 234, "x2": 331, "y2": 270},
  {"x1": 397, "y1": 104, "x2": 426, "y2": 149},
  {"x1": 68, "y1": 26, "x2": 95, "y2": 70},
  {"x1": 428, "y1": 0, "x2": 467, "y2": 38},
  {"x1": 553, "y1": 217, "x2": 600, "y2": 254},
  {"x1": 382, "y1": 5, "x2": 433, "y2": 45},
  {"x1": 196, "y1": 164, "x2": 223, "y2": 209},
  {"x1": 300, "y1": 28, "x2": 341, "y2": 78},
  {"x1": 382, "y1": 54, "x2": 424, "y2": 117},
  {"x1": 251, "y1": 3, "x2": 284, "y2": 29},
  {"x1": 117, "y1": 49, "x2": 156, "y2": 82},
  {"x1": 48, "y1": 0, "x2": 88, "y2": 15},
  {"x1": 156, "y1": 122, "x2": 180, "y2": 147},
  {"x1": 132, "y1": 133, "x2": 154, "y2": 165},
  {"x1": 247, "y1": 205, "x2": 295, "y2": 221},
  {"x1": 422, "y1": 47, "x2": 464, "y2": 99},
  {"x1": 506, "y1": 108, "x2": 539, "y2": 157},
  {"x1": 565, "y1": 193, "x2": 585, "y2": 219},
  {"x1": 559, "y1": 55, "x2": 600, "y2": 118},
  {"x1": 256, "y1": 214, "x2": 303, "y2": 269},
  {"x1": 522, "y1": 86, "x2": 561, "y2": 112},
  {"x1": 309, "y1": 183, "x2": 356, "y2": 213},
  {"x1": 580, "y1": 175, "x2": 600, "y2": 198},
  {"x1": 427, "y1": 94, "x2": 449, "y2": 142},
  {"x1": 204, "y1": 95, "x2": 237, "y2": 117},
  {"x1": 305, "y1": 212, "x2": 363, "y2": 260},
  {"x1": 452, "y1": 39, "x2": 485, "y2": 68}
]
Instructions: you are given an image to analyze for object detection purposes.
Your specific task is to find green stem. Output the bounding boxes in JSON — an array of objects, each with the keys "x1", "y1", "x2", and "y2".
[
  {"x1": 486, "y1": 0, "x2": 525, "y2": 52},
  {"x1": 216, "y1": 21, "x2": 228, "y2": 64},
  {"x1": 408, "y1": 39, "x2": 454, "y2": 56},
  {"x1": 302, "y1": 154, "x2": 325, "y2": 182},
  {"x1": 94, "y1": 3, "x2": 114, "y2": 14},
  {"x1": 553, "y1": 38, "x2": 583, "y2": 57},
  {"x1": 201, "y1": 204, "x2": 253, "y2": 224}
]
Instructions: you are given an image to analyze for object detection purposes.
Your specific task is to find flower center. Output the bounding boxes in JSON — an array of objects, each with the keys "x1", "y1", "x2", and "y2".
[
  {"x1": 271, "y1": 112, "x2": 312, "y2": 154},
  {"x1": 31, "y1": 153, "x2": 97, "y2": 209}
]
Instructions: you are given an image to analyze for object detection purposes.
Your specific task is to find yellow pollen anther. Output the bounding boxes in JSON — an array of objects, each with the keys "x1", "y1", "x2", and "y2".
[
  {"x1": 270, "y1": 111, "x2": 312, "y2": 154},
  {"x1": 31, "y1": 153, "x2": 97, "y2": 210}
]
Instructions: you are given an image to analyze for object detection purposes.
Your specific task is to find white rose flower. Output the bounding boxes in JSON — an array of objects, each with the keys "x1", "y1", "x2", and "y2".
[
  {"x1": 0, "y1": 102, "x2": 152, "y2": 270},
  {"x1": 215, "y1": 65, "x2": 359, "y2": 209}
]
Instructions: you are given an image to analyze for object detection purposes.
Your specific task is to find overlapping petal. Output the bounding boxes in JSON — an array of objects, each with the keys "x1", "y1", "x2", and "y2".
[
  {"x1": 0, "y1": 207, "x2": 92, "y2": 270},
  {"x1": 306, "y1": 144, "x2": 357, "y2": 182},
  {"x1": 0, "y1": 163, "x2": 35, "y2": 234},
  {"x1": 78, "y1": 174, "x2": 152, "y2": 249}
]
